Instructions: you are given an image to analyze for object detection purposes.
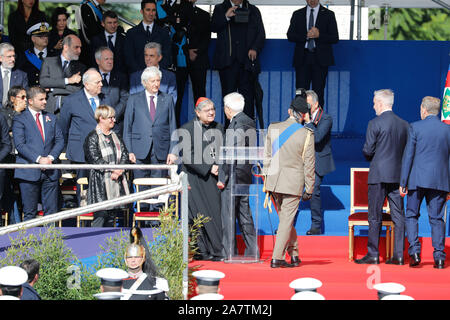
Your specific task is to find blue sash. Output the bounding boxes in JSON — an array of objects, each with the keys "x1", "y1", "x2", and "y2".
[
  {"x1": 82, "y1": 0, "x2": 103, "y2": 21},
  {"x1": 271, "y1": 122, "x2": 304, "y2": 157},
  {"x1": 156, "y1": 0, "x2": 167, "y2": 19},
  {"x1": 175, "y1": 34, "x2": 187, "y2": 67},
  {"x1": 25, "y1": 50, "x2": 42, "y2": 70}
]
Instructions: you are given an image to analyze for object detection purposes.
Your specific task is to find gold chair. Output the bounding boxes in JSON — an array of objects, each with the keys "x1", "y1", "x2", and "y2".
[
  {"x1": 348, "y1": 168, "x2": 394, "y2": 261},
  {"x1": 1, "y1": 210, "x2": 8, "y2": 226},
  {"x1": 132, "y1": 178, "x2": 171, "y2": 227},
  {"x1": 76, "y1": 177, "x2": 94, "y2": 227}
]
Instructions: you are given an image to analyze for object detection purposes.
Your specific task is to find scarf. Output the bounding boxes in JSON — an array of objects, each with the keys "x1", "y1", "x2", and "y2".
[{"x1": 95, "y1": 125, "x2": 129, "y2": 200}]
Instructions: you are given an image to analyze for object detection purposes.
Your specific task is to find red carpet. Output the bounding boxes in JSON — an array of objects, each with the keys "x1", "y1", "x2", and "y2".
[{"x1": 189, "y1": 236, "x2": 450, "y2": 300}]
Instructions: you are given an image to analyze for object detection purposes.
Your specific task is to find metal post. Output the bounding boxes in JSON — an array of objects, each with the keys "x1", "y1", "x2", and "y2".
[
  {"x1": 384, "y1": 5, "x2": 389, "y2": 40},
  {"x1": 357, "y1": 0, "x2": 362, "y2": 40},
  {"x1": 180, "y1": 172, "x2": 189, "y2": 300},
  {"x1": 350, "y1": 0, "x2": 355, "y2": 40}
]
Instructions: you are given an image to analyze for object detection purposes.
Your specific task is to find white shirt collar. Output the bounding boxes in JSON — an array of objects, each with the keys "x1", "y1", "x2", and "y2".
[
  {"x1": 142, "y1": 21, "x2": 154, "y2": 32},
  {"x1": 34, "y1": 47, "x2": 47, "y2": 57},
  {"x1": 1, "y1": 65, "x2": 11, "y2": 73},
  {"x1": 84, "y1": 89, "x2": 99, "y2": 102}
]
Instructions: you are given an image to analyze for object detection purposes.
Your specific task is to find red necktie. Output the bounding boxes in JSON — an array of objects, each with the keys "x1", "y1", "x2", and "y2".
[
  {"x1": 36, "y1": 113, "x2": 44, "y2": 142},
  {"x1": 149, "y1": 95, "x2": 156, "y2": 121}
]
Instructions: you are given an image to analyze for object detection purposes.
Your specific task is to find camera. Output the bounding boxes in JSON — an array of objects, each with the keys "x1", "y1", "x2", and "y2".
[{"x1": 234, "y1": 7, "x2": 249, "y2": 23}]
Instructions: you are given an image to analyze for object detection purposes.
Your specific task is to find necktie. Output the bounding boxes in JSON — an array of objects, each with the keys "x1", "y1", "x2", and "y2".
[
  {"x1": 36, "y1": 113, "x2": 44, "y2": 142},
  {"x1": 149, "y1": 95, "x2": 156, "y2": 121},
  {"x1": 2, "y1": 70, "x2": 9, "y2": 105},
  {"x1": 38, "y1": 52, "x2": 44, "y2": 61},
  {"x1": 107, "y1": 35, "x2": 114, "y2": 51},
  {"x1": 307, "y1": 8, "x2": 315, "y2": 51},
  {"x1": 90, "y1": 97, "x2": 97, "y2": 113},
  {"x1": 146, "y1": 25, "x2": 151, "y2": 38},
  {"x1": 102, "y1": 73, "x2": 109, "y2": 86},
  {"x1": 62, "y1": 60, "x2": 69, "y2": 71}
]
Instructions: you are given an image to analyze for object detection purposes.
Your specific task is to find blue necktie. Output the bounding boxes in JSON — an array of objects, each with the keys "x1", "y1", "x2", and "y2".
[{"x1": 90, "y1": 97, "x2": 96, "y2": 112}]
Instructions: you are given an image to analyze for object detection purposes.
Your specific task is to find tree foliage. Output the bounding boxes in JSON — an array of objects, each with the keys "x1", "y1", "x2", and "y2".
[{"x1": 369, "y1": 8, "x2": 450, "y2": 41}]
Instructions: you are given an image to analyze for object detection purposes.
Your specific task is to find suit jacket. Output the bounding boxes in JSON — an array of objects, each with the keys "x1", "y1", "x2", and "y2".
[
  {"x1": 78, "y1": 1, "x2": 104, "y2": 44},
  {"x1": 363, "y1": 110, "x2": 409, "y2": 184},
  {"x1": 129, "y1": 68, "x2": 177, "y2": 104},
  {"x1": 287, "y1": 5, "x2": 339, "y2": 67},
  {"x1": 305, "y1": 109, "x2": 335, "y2": 176},
  {"x1": 99, "y1": 69, "x2": 129, "y2": 135},
  {"x1": 91, "y1": 31, "x2": 127, "y2": 74},
  {"x1": 13, "y1": 109, "x2": 64, "y2": 182},
  {"x1": 39, "y1": 56, "x2": 87, "y2": 113},
  {"x1": 58, "y1": 89, "x2": 111, "y2": 163},
  {"x1": 211, "y1": 0, "x2": 265, "y2": 71},
  {"x1": 263, "y1": 117, "x2": 315, "y2": 196},
  {"x1": 400, "y1": 115, "x2": 450, "y2": 192},
  {"x1": 123, "y1": 90, "x2": 177, "y2": 161},
  {"x1": 0, "y1": 112, "x2": 11, "y2": 163},
  {"x1": 219, "y1": 111, "x2": 256, "y2": 186},
  {"x1": 124, "y1": 22, "x2": 172, "y2": 73},
  {"x1": 0, "y1": 67, "x2": 29, "y2": 108},
  {"x1": 16, "y1": 49, "x2": 57, "y2": 87}
]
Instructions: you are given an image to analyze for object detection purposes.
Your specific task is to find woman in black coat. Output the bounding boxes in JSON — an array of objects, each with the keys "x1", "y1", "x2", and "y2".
[
  {"x1": 83, "y1": 105, "x2": 130, "y2": 227},
  {"x1": 8, "y1": 0, "x2": 47, "y2": 53},
  {"x1": 48, "y1": 7, "x2": 78, "y2": 56}
]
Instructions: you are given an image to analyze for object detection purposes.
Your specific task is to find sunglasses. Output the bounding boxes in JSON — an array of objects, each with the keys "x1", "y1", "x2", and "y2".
[{"x1": 15, "y1": 95, "x2": 27, "y2": 100}]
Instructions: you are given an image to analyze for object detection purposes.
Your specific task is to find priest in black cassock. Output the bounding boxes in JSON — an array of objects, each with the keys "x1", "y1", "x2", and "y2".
[{"x1": 180, "y1": 97, "x2": 224, "y2": 261}]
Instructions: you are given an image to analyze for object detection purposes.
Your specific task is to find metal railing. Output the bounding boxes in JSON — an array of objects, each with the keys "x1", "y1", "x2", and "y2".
[{"x1": 0, "y1": 163, "x2": 190, "y2": 300}]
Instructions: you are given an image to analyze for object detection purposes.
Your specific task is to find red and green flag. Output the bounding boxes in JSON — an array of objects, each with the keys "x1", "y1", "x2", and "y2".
[{"x1": 442, "y1": 64, "x2": 450, "y2": 125}]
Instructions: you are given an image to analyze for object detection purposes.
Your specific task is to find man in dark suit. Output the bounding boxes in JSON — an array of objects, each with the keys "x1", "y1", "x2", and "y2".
[
  {"x1": 12, "y1": 86, "x2": 64, "y2": 221},
  {"x1": 0, "y1": 43, "x2": 29, "y2": 108},
  {"x1": 58, "y1": 68, "x2": 110, "y2": 201},
  {"x1": 211, "y1": 0, "x2": 265, "y2": 122},
  {"x1": 303, "y1": 89, "x2": 335, "y2": 235},
  {"x1": 19, "y1": 259, "x2": 41, "y2": 300},
  {"x1": 90, "y1": 10, "x2": 127, "y2": 74},
  {"x1": 123, "y1": 66, "x2": 177, "y2": 197},
  {"x1": 287, "y1": 0, "x2": 339, "y2": 108},
  {"x1": 124, "y1": 0, "x2": 172, "y2": 74},
  {"x1": 355, "y1": 89, "x2": 409, "y2": 265},
  {"x1": 400, "y1": 96, "x2": 450, "y2": 269},
  {"x1": 129, "y1": 42, "x2": 177, "y2": 105},
  {"x1": 217, "y1": 92, "x2": 258, "y2": 259},
  {"x1": 16, "y1": 22, "x2": 53, "y2": 87},
  {"x1": 94, "y1": 46, "x2": 129, "y2": 136},
  {"x1": 39, "y1": 34, "x2": 87, "y2": 114}
]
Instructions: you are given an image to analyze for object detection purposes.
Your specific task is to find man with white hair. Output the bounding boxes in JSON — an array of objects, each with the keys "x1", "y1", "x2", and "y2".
[
  {"x1": 355, "y1": 89, "x2": 409, "y2": 265},
  {"x1": 0, "y1": 42, "x2": 28, "y2": 108},
  {"x1": 400, "y1": 96, "x2": 450, "y2": 269},
  {"x1": 218, "y1": 92, "x2": 258, "y2": 259},
  {"x1": 123, "y1": 66, "x2": 177, "y2": 213}
]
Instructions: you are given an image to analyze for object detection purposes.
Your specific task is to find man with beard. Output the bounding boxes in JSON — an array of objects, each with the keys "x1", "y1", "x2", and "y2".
[{"x1": 39, "y1": 34, "x2": 87, "y2": 114}]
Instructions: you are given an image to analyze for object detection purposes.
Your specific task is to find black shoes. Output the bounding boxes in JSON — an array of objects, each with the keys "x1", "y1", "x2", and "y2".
[
  {"x1": 385, "y1": 257, "x2": 404, "y2": 265},
  {"x1": 354, "y1": 254, "x2": 380, "y2": 264},
  {"x1": 434, "y1": 259, "x2": 445, "y2": 269},
  {"x1": 291, "y1": 256, "x2": 301, "y2": 267},
  {"x1": 270, "y1": 259, "x2": 294, "y2": 268},
  {"x1": 409, "y1": 253, "x2": 421, "y2": 267},
  {"x1": 306, "y1": 228, "x2": 322, "y2": 235}
]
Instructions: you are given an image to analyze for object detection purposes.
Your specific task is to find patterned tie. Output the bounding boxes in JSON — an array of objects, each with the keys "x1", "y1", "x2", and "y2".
[
  {"x1": 149, "y1": 95, "x2": 156, "y2": 121},
  {"x1": 62, "y1": 60, "x2": 69, "y2": 70},
  {"x1": 36, "y1": 113, "x2": 45, "y2": 142},
  {"x1": 90, "y1": 97, "x2": 97, "y2": 113},
  {"x1": 307, "y1": 8, "x2": 315, "y2": 51},
  {"x1": 102, "y1": 73, "x2": 109, "y2": 86},
  {"x1": 2, "y1": 70, "x2": 9, "y2": 105},
  {"x1": 107, "y1": 35, "x2": 114, "y2": 51}
]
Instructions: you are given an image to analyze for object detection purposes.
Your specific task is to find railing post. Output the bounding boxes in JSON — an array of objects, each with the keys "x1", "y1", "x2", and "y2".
[{"x1": 180, "y1": 172, "x2": 189, "y2": 300}]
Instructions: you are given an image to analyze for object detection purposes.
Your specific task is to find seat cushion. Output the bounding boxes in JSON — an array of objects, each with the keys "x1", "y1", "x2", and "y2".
[
  {"x1": 135, "y1": 211, "x2": 160, "y2": 218},
  {"x1": 80, "y1": 213, "x2": 94, "y2": 217},
  {"x1": 348, "y1": 212, "x2": 392, "y2": 222}
]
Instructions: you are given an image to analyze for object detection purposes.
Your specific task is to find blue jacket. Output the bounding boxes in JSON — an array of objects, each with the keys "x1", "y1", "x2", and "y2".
[
  {"x1": 400, "y1": 115, "x2": 450, "y2": 192},
  {"x1": 123, "y1": 90, "x2": 177, "y2": 161},
  {"x1": 58, "y1": 89, "x2": 111, "y2": 163},
  {"x1": 13, "y1": 109, "x2": 64, "y2": 182}
]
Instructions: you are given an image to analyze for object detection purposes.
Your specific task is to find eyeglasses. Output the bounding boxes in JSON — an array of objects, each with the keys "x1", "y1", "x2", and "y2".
[
  {"x1": 108, "y1": 116, "x2": 116, "y2": 120},
  {"x1": 15, "y1": 95, "x2": 26, "y2": 100}
]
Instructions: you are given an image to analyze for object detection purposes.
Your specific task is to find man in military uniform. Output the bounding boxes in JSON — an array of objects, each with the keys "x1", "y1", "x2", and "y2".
[
  {"x1": 263, "y1": 95, "x2": 315, "y2": 268},
  {"x1": 122, "y1": 228, "x2": 169, "y2": 300},
  {"x1": 16, "y1": 22, "x2": 52, "y2": 87},
  {"x1": 0, "y1": 266, "x2": 28, "y2": 299}
]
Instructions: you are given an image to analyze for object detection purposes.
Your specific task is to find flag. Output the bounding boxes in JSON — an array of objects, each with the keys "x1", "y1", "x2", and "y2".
[{"x1": 442, "y1": 64, "x2": 450, "y2": 125}]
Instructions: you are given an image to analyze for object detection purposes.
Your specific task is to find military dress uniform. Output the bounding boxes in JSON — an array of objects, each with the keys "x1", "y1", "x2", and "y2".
[
  {"x1": 16, "y1": 22, "x2": 52, "y2": 87},
  {"x1": 263, "y1": 96, "x2": 315, "y2": 267}
]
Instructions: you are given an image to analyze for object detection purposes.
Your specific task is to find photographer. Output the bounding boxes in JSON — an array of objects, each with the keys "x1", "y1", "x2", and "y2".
[{"x1": 211, "y1": 0, "x2": 265, "y2": 125}]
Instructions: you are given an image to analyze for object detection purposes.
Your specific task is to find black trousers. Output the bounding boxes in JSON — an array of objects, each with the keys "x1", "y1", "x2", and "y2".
[
  {"x1": 219, "y1": 62, "x2": 255, "y2": 125},
  {"x1": 295, "y1": 50, "x2": 329, "y2": 108},
  {"x1": 367, "y1": 183, "x2": 405, "y2": 258},
  {"x1": 310, "y1": 172, "x2": 324, "y2": 231},
  {"x1": 175, "y1": 66, "x2": 207, "y2": 127}
]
